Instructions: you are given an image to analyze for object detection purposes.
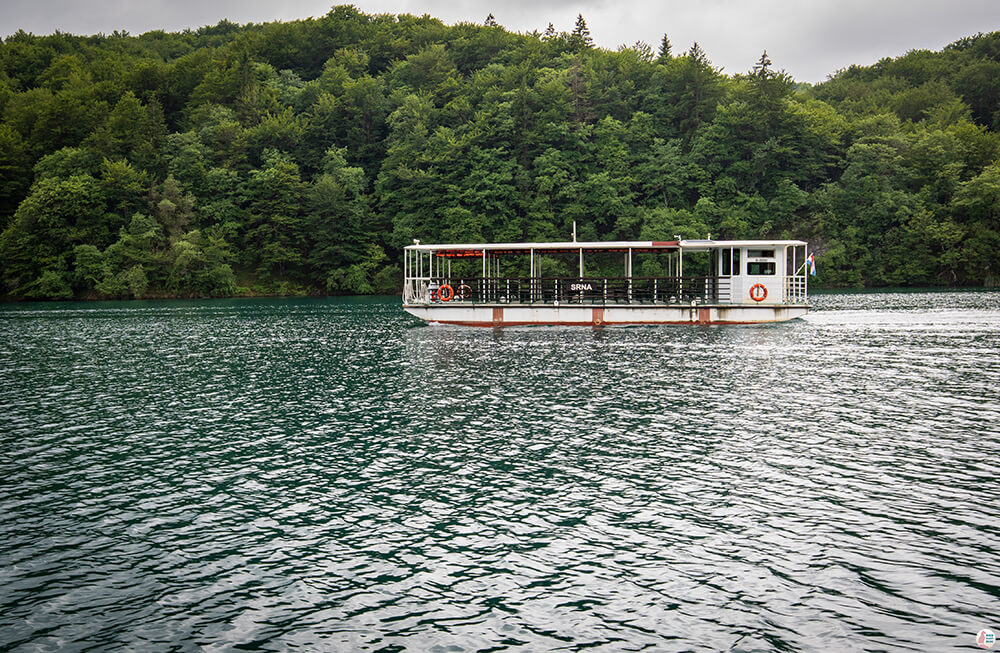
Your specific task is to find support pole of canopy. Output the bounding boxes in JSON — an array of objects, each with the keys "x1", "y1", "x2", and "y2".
[
  {"x1": 679, "y1": 248, "x2": 683, "y2": 280},
  {"x1": 579, "y1": 248, "x2": 584, "y2": 278},
  {"x1": 628, "y1": 247, "x2": 633, "y2": 302}
]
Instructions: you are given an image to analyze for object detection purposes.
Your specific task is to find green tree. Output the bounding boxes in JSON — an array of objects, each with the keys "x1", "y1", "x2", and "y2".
[
  {"x1": 149, "y1": 175, "x2": 196, "y2": 237},
  {"x1": 570, "y1": 14, "x2": 593, "y2": 49},
  {"x1": 243, "y1": 149, "x2": 306, "y2": 278},
  {"x1": 99, "y1": 158, "x2": 150, "y2": 224},
  {"x1": 97, "y1": 213, "x2": 164, "y2": 297},
  {"x1": 85, "y1": 92, "x2": 167, "y2": 170},
  {"x1": 650, "y1": 42, "x2": 725, "y2": 139},
  {"x1": 0, "y1": 125, "x2": 32, "y2": 224},
  {"x1": 308, "y1": 146, "x2": 372, "y2": 287},
  {"x1": 950, "y1": 163, "x2": 1000, "y2": 283},
  {"x1": 23, "y1": 269, "x2": 73, "y2": 299},
  {"x1": 0, "y1": 174, "x2": 107, "y2": 295},
  {"x1": 657, "y1": 34, "x2": 672, "y2": 62},
  {"x1": 72, "y1": 244, "x2": 104, "y2": 291},
  {"x1": 953, "y1": 61, "x2": 1000, "y2": 128}
]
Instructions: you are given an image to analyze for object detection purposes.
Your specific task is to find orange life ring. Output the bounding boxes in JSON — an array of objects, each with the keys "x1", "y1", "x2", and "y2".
[
  {"x1": 438, "y1": 284, "x2": 455, "y2": 301},
  {"x1": 749, "y1": 283, "x2": 767, "y2": 302},
  {"x1": 457, "y1": 284, "x2": 472, "y2": 300}
]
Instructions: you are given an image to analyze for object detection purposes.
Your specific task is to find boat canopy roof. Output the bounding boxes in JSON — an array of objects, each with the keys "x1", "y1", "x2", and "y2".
[
  {"x1": 405, "y1": 239, "x2": 807, "y2": 258},
  {"x1": 678, "y1": 239, "x2": 807, "y2": 252}
]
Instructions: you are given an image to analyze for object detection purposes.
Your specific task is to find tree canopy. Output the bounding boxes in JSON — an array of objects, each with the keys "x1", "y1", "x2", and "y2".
[{"x1": 1, "y1": 9, "x2": 999, "y2": 299}]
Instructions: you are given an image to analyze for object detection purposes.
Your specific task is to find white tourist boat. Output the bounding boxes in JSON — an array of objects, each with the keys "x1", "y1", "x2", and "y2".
[{"x1": 402, "y1": 238, "x2": 811, "y2": 326}]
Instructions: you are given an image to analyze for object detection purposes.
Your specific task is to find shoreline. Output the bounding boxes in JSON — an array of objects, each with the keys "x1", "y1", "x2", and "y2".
[{"x1": 2, "y1": 284, "x2": 998, "y2": 305}]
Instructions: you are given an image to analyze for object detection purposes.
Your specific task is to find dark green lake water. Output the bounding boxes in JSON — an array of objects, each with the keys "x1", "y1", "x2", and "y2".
[{"x1": 2, "y1": 291, "x2": 999, "y2": 651}]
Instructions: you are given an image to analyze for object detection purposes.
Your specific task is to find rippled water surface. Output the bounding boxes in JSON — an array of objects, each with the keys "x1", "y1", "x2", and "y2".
[{"x1": 2, "y1": 291, "x2": 999, "y2": 651}]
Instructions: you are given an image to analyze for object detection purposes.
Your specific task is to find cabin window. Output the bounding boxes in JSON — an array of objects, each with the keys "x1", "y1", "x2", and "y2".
[
  {"x1": 721, "y1": 248, "x2": 741, "y2": 275},
  {"x1": 747, "y1": 261, "x2": 776, "y2": 275},
  {"x1": 747, "y1": 249, "x2": 774, "y2": 258}
]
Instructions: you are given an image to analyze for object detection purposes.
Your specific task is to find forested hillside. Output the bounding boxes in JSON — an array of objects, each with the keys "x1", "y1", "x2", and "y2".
[{"x1": 1, "y1": 6, "x2": 999, "y2": 299}]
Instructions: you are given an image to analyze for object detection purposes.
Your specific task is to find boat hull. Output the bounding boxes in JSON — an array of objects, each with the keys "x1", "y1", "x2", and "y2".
[{"x1": 403, "y1": 303, "x2": 809, "y2": 326}]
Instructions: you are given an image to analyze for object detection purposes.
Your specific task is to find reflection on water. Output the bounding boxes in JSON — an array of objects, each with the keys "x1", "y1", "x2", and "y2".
[{"x1": 1, "y1": 291, "x2": 999, "y2": 651}]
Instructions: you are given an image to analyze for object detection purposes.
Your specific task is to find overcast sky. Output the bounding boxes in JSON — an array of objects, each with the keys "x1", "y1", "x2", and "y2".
[{"x1": 3, "y1": 0, "x2": 999, "y2": 83}]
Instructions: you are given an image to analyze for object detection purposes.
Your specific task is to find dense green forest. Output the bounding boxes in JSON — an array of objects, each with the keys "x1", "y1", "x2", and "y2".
[{"x1": 1, "y1": 6, "x2": 999, "y2": 299}]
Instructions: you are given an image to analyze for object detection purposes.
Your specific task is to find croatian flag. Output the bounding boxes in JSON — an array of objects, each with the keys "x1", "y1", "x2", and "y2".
[{"x1": 807, "y1": 253, "x2": 816, "y2": 276}]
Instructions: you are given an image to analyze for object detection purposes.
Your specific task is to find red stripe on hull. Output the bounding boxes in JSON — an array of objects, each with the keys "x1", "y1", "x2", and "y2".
[{"x1": 423, "y1": 319, "x2": 780, "y2": 327}]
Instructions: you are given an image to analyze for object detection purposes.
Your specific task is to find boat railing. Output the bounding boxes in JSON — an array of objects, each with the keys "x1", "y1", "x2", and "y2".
[
  {"x1": 408, "y1": 276, "x2": 731, "y2": 305},
  {"x1": 784, "y1": 275, "x2": 807, "y2": 304}
]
